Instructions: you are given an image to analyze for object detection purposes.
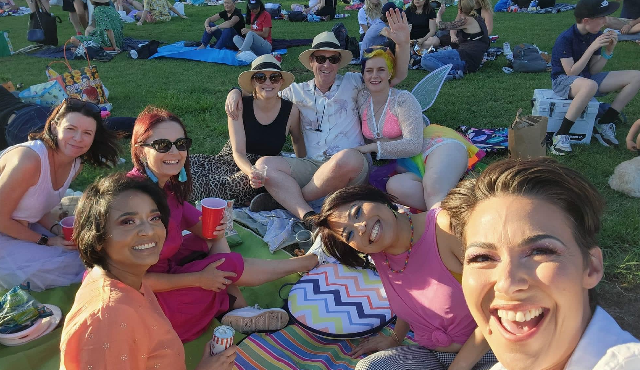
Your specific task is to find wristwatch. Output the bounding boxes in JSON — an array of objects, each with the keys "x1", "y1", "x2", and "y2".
[{"x1": 37, "y1": 234, "x2": 49, "y2": 246}]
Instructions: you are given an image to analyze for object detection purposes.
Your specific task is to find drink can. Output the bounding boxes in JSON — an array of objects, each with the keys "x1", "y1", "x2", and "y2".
[{"x1": 210, "y1": 325, "x2": 235, "y2": 355}]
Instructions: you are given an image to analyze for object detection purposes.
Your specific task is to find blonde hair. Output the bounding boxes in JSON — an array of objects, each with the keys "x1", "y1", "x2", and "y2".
[
  {"x1": 459, "y1": 0, "x2": 478, "y2": 16},
  {"x1": 458, "y1": 0, "x2": 493, "y2": 15},
  {"x1": 361, "y1": 48, "x2": 395, "y2": 79},
  {"x1": 365, "y1": 0, "x2": 382, "y2": 21}
]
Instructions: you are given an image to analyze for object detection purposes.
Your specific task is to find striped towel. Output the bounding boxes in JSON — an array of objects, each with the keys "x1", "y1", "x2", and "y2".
[{"x1": 234, "y1": 324, "x2": 417, "y2": 370}]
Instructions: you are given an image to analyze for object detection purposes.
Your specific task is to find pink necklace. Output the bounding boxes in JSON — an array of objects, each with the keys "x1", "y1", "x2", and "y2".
[{"x1": 383, "y1": 213, "x2": 414, "y2": 274}]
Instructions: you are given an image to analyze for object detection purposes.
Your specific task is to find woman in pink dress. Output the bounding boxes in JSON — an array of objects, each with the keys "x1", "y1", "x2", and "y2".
[{"x1": 129, "y1": 106, "x2": 318, "y2": 342}]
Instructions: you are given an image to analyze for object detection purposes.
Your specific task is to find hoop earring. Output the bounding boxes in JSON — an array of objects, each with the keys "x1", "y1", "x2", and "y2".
[
  {"x1": 145, "y1": 165, "x2": 159, "y2": 183},
  {"x1": 178, "y1": 167, "x2": 187, "y2": 182}
]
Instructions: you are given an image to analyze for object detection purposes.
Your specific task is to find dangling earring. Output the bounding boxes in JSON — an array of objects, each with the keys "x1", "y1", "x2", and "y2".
[
  {"x1": 145, "y1": 165, "x2": 159, "y2": 183},
  {"x1": 178, "y1": 167, "x2": 187, "y2": 182}
]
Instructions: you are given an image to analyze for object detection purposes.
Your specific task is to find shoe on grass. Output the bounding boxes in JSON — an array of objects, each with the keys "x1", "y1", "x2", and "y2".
[
  {"x1": 249, "y1": 193, "x2": 283, "y2": 212},
  {"x1": 594, "y1": 123, "x2": 619, "y2": 147},
  {"x1": 221, "y1": 305, "x2": 289, "y2": 333},
  {"x1": 550, "y1": 134, "x2": 572, "y2": 156}
]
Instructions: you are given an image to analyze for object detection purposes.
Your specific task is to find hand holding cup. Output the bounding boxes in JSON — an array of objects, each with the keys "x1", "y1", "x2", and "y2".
[{"x1": 250, "y1": 165, "x2": 267, "y2": 189}]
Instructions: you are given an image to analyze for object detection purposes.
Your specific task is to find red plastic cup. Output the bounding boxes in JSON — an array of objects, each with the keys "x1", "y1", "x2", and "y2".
[
  {"x1": 60, "y1": 216, "x2": 75, "y2": 241},
  {"x1": 201, "y1": 198, "x2": 227, "y2": 239}
]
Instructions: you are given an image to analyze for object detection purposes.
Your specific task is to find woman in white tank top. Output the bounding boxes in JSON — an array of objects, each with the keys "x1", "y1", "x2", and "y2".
[{"x1": 0, "y1": 99, "x2": 120, "y2": 291}]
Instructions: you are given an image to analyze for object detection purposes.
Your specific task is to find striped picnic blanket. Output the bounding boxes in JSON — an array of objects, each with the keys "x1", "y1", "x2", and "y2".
[{"x1": 234, "y1": 323, "x2": 417, "y2": 370}]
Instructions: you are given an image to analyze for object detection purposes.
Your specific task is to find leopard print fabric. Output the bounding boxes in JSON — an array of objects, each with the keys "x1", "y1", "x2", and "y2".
[{"x1": 190, "y1": 141, "x2": 262, "y2": 205}]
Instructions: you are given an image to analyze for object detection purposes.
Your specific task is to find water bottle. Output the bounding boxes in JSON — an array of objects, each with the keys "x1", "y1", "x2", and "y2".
[{"x1": 129, "y1": 49, "x2": 138, "y2": 59}]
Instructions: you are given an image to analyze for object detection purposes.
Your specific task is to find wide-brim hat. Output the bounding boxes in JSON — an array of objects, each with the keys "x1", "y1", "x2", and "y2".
[
  {"x1": 298, "y1": 32, "x2": 353, "y2": 71},
  {"x1": 238, "y1": 54, "x2": 295, "y2": 93},
  {"x1": 574, "y1": 0, "x2": 619, "y2": 19}
]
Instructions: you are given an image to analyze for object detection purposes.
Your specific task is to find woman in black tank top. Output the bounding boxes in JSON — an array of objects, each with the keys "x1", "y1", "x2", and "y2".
[
  {"x1": 190, "y1": 55, "x2": 306, "y2": 205},
  {"x1": 420, "y1": 0, "x2": 490, "y2": 74}
]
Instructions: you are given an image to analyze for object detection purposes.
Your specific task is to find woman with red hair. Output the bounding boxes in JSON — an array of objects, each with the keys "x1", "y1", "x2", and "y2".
[{"x1": 128, "y1": 106, "x2": 318, "y2": 342}]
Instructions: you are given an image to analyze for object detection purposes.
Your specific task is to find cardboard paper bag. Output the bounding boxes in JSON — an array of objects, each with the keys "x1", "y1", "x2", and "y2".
[{"x1": 508, "y1": 108, "x2": 548, "y2": 159}]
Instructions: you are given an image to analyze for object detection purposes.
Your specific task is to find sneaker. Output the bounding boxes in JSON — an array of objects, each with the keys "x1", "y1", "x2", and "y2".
[
  {"x1": 221, "y1": 305, "x2": 289, "y2": 333},
  {"x1": 550, "y1": 134, "x2": 572, "y2": 156},
  {"x1": 305, "y1": 234, "x2": 338, "y2": 266},
  {"x1": 249, "y1": 193, "x2": 283, "y2": 212},
  {"x1": 594, "y1": 123, "x2": 619, "y2": 147}
]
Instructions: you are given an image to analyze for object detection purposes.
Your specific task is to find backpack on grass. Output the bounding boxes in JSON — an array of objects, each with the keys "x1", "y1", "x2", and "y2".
[
  {"x1": 331, "y1": 22, "x2": 359, "y2": 60},
  {"x1": 288, "y1": 11, "x2": 307, "y2": 22},
  {"x1": 511, "y1": 44, "x2": 547, "y2": 73}
]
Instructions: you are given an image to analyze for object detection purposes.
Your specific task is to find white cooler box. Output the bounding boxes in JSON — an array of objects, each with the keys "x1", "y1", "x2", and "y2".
[{"x1": 532, "y1": 89, "x2": 599, "y2": 145}]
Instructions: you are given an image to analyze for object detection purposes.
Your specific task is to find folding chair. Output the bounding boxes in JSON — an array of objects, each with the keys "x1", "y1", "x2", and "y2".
[{"x1": 410, "y1": 63, "x2": 452, "y2": 125}]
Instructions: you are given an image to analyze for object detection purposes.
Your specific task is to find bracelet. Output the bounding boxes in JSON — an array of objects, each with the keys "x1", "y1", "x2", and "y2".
[
  {"x1": 601, "y1": 50, "x2": 613, "y2": 59},
  {"x1": 390, "y1": 330, "x2": 402, "y2": 345}
]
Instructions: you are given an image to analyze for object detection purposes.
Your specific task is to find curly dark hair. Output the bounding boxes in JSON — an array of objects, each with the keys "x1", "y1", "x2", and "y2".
[
  {"x1": 311, "y1": 185, "x2": 398, "y2": 269},
  {"x1": 74, "y1": 172, "x2": 170, "y2": 270},
  {"x1": 29, "y1": 99, "x2": 121, "y2": 167}
]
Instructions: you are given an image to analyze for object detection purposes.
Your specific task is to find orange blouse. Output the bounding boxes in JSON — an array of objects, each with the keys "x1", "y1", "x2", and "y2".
[{"x1": 60, "y1": 268, "x2": 186, "y2": 370}]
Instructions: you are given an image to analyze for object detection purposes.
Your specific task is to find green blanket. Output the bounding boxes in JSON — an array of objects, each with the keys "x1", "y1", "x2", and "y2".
[{"x1": 0, "y1": 224, "x2": 302, "y2": 370}]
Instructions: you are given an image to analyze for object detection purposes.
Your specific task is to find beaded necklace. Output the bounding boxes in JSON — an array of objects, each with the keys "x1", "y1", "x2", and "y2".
[{"x1": 383, "y1": 213, "x2": 413, "y2": 273}]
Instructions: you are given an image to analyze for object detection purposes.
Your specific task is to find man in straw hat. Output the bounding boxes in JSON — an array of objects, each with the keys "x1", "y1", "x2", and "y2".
[{"x1": 226, "y1": 8, "x2": 410, "y2": 225}]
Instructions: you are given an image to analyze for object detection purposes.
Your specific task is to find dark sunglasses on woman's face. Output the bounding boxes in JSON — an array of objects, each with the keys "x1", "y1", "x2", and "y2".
[
  {"x1": 136, "y1": 138, "x2": 193, "y2": 153},
  {"x1": 312, "y1": 54, "x2": 342, "y2": 65},
  {"x1": 63, "y1": 98, "x2": 101, "y2": 114},
  {"x1": 252, "y1": 72, "x2": 284, "y2": 84}
]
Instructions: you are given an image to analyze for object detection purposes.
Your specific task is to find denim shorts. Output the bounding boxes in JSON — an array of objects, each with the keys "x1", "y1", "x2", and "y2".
[
  {"x1": 5, "y1": 105, "x2": 51, "y2": 147},
  {"x1": 551, "y1": 72, "x2": 609, "y2": 99}
]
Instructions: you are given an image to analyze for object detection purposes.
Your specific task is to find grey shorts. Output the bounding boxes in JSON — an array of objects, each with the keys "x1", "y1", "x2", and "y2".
[
  {"x1": 283, "y1": 153, "x2": 370, "y2": 188},
  {"x1": 551, "y1": 72, "x2": 609, "y2": 99}
]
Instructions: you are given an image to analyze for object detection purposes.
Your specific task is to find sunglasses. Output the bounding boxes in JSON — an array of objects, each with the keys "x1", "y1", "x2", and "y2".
[
  {"x1": 364, "y1": 46, "x2": 389, "y2": 55},
  {"x1": 312, "y1": 54, "x2": 342, "y2": 65},
  {"x1": 136, "y1": 138, "x2": 193, "y2": 153},
  {"x1": 62, "y1": 98, "x2": 101, "y2": 114},
  {"x1": 252, "y1": 72, "x2": 284, "y2": 84}
]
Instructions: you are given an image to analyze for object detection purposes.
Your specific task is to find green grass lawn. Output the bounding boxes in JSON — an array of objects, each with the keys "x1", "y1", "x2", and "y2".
[{"x1": 2, "y1": 0, "x2": 639, "y2": 291}]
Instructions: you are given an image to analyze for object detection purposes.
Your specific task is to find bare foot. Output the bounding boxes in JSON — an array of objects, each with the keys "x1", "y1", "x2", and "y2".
[{"x1": 197, "y1": 44, "x2": 206, "y2": 50}]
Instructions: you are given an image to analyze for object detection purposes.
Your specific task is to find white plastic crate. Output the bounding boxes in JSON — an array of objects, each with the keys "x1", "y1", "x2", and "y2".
[{"x1": 532, "y1": 89, "x2": 599, "y2": 145}]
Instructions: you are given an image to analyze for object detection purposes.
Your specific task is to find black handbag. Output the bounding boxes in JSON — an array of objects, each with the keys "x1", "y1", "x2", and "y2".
[{"x1": 28, "y1": 0, "x2": 62, "y2": 46}]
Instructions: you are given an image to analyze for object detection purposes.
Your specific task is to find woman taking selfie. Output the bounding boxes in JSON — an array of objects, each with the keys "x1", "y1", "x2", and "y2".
[{"x1": 442, "y1": 158, "x2": 640, "y2": 370}]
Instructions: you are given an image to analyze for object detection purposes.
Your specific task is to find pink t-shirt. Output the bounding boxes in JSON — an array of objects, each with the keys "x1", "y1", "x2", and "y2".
[
  {"x1": 250, "y1": 11, "x2": 272, "y2": 44},
  {"x1": 369, "y1": 208, "x2": 477, "y2": 349}
]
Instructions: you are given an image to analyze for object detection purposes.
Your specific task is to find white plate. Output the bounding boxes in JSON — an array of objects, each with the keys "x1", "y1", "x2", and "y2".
[{"x1": 0, "y1": 304, "x2": 62, "y2": 346}]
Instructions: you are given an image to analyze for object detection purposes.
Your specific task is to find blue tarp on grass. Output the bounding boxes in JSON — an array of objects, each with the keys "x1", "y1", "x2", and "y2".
[{"x1": 150, "y1": 42, "x2": 250, "y2": 66}]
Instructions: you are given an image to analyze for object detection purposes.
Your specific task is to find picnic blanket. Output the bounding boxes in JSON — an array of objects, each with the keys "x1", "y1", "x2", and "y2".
[
  {"x1": 271, "y1": 38, "x2": 313, "y2": 50},
  {"x1": 457, "y1": 126, "x2": 508, "y2": 154},
  {"x1": 150, "y1": 41, "x2": 250, "y2": 65},
  {"x1": 0, "y1": 224, "x2": 302, "y2": 370},
  {"x1": 27, "y1": 37, "x2": 152, "y2": 59},
  {"x1": 235, "y1": 323, "x2": 417, "y2": 370}
]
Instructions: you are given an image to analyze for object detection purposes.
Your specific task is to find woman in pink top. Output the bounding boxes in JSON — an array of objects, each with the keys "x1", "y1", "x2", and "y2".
[
  {"x1": 129, "y1": 107, "x2": 318, "y2": 342},
  {"x1": 61, "y1": 173, "x2": 236, "y2": 370},
  {"x1": 312, "y1": 185, "x2": 496, "y2": 370},
  {"x1": 355, "y1": 47, "x2": 484, "y2": 211}
]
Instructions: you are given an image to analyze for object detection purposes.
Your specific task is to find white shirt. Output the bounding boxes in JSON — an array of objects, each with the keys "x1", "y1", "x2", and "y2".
[
  {"x1": 490, "y1": 307, "x2": 640, "y2": 370},
  {"x1": 281, "y1": 72, "x2": 366, "y2": 161}
]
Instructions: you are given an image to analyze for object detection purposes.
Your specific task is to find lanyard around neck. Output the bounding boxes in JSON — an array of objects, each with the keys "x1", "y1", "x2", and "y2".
[{"x1": 369, "y1": 90, "x2": 391, "y2": 140}]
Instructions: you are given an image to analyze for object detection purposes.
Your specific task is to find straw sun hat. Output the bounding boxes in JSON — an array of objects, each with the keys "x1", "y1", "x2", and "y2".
[
  {"x1": 237, "y1": 54, "x2": 295, "y2": 93},
  {"x1": 298, "y1": 31, "x2": 353, "y2": 71}
]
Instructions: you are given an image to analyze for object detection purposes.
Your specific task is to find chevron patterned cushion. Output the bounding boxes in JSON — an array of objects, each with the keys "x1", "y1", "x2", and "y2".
[{"x1": 287, "y1": 263, "x2": 393, "y2": 339}]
